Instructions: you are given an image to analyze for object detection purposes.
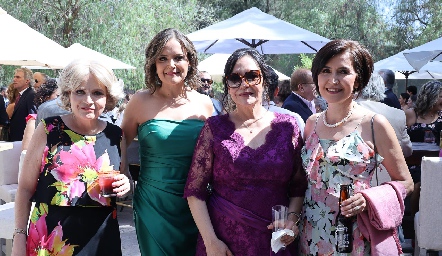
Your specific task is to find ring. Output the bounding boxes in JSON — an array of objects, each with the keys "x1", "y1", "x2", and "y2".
[{"x1": 354, "y1": 205, "x2": 360, "y2": 211}]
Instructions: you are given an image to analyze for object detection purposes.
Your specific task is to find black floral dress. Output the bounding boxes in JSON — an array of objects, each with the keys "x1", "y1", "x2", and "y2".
[{"x1": 28, "y1": 116, "x2": 122, "y2": 255}]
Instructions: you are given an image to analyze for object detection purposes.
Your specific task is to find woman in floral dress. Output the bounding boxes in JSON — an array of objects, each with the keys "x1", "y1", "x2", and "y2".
[
  {"x1": 299, "y1": 40, "x2": 414, "y2": 255},
  {"x1": 12, "y1": 59, "x2": 131, "y2": 256}
]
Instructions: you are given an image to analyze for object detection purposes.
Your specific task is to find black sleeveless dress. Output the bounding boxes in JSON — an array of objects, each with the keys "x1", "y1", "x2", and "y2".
[{"x1": 28, "y1": 116, "x2": 123, "y2": 255}]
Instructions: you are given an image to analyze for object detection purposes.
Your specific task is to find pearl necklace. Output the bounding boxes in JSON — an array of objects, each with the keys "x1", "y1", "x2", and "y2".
[
  {"x1": 242, "y1": 111, "x2": 268, "y2": 133},
  {"x1": 323, "y1": 104, "x2": 355, "y2": 128}
]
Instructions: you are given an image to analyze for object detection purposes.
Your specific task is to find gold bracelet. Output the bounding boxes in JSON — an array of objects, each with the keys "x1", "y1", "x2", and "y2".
[
  {"x1": 13, "y1": 228, "x2": 27, "y2": 239},
  {"x1": 288, "y1": 212, "x2": 301, "y2": 225}
]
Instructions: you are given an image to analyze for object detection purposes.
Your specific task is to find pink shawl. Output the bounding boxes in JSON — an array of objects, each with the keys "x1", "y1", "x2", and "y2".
[{"x1": 357, "y1": 181, "x2": 406, "y2": 256}]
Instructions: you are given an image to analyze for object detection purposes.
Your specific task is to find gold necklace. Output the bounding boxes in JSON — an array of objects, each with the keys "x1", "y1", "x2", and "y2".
[{"x1": 242, "y1": 111, "x2": 268, "y2": 133}]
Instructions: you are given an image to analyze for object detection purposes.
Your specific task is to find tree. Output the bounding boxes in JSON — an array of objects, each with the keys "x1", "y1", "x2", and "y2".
[{"x1": 0, "y1": 0, "x2": 217, "y2": 90}]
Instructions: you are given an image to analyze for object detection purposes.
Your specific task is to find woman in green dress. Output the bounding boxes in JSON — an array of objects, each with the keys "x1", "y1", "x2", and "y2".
[{"x1": 121, "y1": 28, "x2": 214, "y2": 255}]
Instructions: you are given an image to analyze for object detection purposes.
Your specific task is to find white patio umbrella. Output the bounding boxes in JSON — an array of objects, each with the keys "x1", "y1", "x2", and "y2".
[
  {"x1": 198, "y1": 54, "x2": 289, "y2": 83},
  {"x1": 374, "y1": 50, "x2": 442, "y2": 89},
  {"x1": 25, "y1": 43, "x2": 136, "y2": 70},
  {"x1": 187, "y1": 7, "x2": 329, "y2": 54},
  {"x1": 0, "y1": 7, "x2": 65, "y2": 68},
  {"x1": 63, "y1": 43, "x2": 135, "y2": 70},
  {"x1": 402, "y1": 37, "x2": 442, "y2": 71}
]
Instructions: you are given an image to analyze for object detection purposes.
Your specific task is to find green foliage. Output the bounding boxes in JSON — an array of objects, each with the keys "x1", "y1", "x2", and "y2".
[
  {"x1": 0, "y1": 0, "x2": 217, "y2": 90},
  {"x1": 1, "y1": 0, "x2": 441, "y2": 89}
]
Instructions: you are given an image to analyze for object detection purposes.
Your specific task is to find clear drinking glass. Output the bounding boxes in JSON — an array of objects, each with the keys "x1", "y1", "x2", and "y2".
[
  {"x1": 272, "y1": 205, "x2": 288, "y2": 232},
  {"x1": 272, "y1": 205, "x2": 288, "y2": 251}
]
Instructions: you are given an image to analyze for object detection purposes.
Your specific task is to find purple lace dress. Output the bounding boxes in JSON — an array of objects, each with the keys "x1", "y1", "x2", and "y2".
[{"x1": 184, "y1": 113, "x2": 307, "y2": 255}]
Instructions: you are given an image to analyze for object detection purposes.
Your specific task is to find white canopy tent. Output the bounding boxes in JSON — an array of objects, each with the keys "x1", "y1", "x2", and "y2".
[
  {"x1": 198, "y1": 54, "x2": 289, "y2": 83},
  {"x1": 0, "y1": 7, "x2": 65, "y2": 68},
  {"x1": 374, "y1": 50, "x2": 442, "y2": 90},
  {"x1": 25, "y1": 43, "x2": 136, "y2": 70},
  {"x1": 187, "y1": 7, "x2": 329, "y2": 54},
  {"x1": 402, "y1": 37, "x2": 442, "y2": 71}
]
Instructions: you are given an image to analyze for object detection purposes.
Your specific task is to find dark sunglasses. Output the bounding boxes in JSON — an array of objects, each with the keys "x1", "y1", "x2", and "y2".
[
  {"x1": 201, "y1": 78, "x2": 213, "y2": 85},
  {"x1": 226, "y1": 70, "x2": 261, "y2": 88},
  {"x1": 35, "y1": 79, "x2": 39, "y2": 83}
]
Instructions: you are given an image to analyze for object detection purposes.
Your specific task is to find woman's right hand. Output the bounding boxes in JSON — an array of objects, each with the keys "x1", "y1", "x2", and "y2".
[
  {"x1": 205, "y1": 237, "x2": 234, "y2": 256},
  {"x1": 11, "y1": 234, "x2": 27, "y2": 256}
]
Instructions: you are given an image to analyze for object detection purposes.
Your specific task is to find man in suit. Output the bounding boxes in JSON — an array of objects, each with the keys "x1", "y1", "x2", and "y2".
[
  {"x1": 379, "y1": 69, "x2": 401, "y2": 109},
  {"x1": 264, "y1": 66, "x2": 305, "y2": 136},
  {"x1": 8, "y1": 68, "x2": 37, "y2": 141},
  {"x1": 282, "y1": 68, "x2": 316, "y2": 122},
  {"x1": 357, "y1": 73, "x2": 412, "y2": 159}
]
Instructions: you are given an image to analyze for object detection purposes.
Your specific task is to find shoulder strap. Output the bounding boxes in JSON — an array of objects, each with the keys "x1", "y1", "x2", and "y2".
[
  {"x1": 314, "y1": 114, "x2": 321, "y2": 131},
  {"x1": 354, "y1": 114, "x2": 367, "y2": 131},
  {"x1": 371, "y1": 114, "x2": 379, "y2": 186}
]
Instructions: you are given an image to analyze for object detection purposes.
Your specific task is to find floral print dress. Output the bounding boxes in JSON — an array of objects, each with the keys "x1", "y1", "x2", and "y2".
[
  {"x1": 299, "y1": 116, "x2": 383, "y2": 256},
  {"x1": 28, "y1": 116, "x2": 123, "y2": 256}
]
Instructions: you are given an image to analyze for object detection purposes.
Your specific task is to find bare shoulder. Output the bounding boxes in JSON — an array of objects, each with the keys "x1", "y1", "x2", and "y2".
[
  {"x1": 188, "y1": 90, "x2": 214, "y2": 116},
  {"x1": 304, "y1": 113, "x2": 321, "y2": 139}
]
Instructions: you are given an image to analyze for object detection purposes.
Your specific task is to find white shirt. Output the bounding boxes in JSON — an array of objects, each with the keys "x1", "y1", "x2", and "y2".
[
  {"x1": 292, "y1": 91, "x2": 316, "y2": 114},
  {"x1": 263, "y1": 101, "x2": 305, "y2": 138}
]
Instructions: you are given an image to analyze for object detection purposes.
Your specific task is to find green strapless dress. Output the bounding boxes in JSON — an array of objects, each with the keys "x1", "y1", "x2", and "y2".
[{"x1": 133, "y1": 119, "x2": 204, "y2": 255}]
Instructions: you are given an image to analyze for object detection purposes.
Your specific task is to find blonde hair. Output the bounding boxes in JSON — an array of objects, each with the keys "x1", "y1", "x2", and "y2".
[{"x1": 58, "y1": 59, "x2": 125, "y2": 111}]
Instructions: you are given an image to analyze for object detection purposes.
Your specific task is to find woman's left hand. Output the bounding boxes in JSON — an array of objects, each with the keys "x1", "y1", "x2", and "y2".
[
  {"x1": 267, "y1": 220, "x2": 298, "y2": 246},
  {"x1": 341, "y1": 193, "x2": 366, "y2": 217},
  {"x1": 112, "y1": 174, "x2": 131, "y2": 197}
]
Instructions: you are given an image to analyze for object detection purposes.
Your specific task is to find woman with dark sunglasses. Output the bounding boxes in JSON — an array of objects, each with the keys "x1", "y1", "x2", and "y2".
[{"x1": 184, "y1": 48, "x2": 307, "y2": 255}]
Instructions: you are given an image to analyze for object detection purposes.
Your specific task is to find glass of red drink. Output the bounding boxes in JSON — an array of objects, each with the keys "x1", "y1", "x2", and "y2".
[{"x1": 98, "y1": 170, "x2": 120, "y2": 197}]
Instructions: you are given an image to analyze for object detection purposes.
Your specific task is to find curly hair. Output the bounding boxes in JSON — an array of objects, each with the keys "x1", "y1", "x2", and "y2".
[
  {"x1": 7, "y1": 83, "x2": 18, "y2": 103},
  {"x1": 265, "y1": 66, "x2": 279, "y2": 101},
  {"x1": 144, "y1": 28, "x2": 200, "y2": 93},
  {"x1": 221, "y1": 48, "x2": 270, "y2": 112},
  {"x1": 414, "y1": 80, "x2": 442, "y2": 118},
  {"x1": 311, "y1": 39, "x2": 373, "y2": 97},
  {"x1": 58, "y1": 59, "x2": 125, "y2": 112},
  {"x1": 34, "y1": 78, "x2": 58, "y2": 107},
  {"x1": 359, "y1": 73, "x2": 386, "y2": 102}
]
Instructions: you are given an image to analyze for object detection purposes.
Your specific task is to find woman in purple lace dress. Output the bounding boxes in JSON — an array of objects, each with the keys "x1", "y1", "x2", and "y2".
[{"x1": 184, "y1": 48, "x2": 307, "y2": 256}]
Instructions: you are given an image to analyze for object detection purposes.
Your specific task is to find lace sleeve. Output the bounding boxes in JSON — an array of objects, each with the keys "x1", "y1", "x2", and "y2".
[
  {"x1": 183, "y1": 120, "x2": 214, "y2": 201},
  {"x1": 289, "y1": 119, "x2": 308, "y2": 197}
]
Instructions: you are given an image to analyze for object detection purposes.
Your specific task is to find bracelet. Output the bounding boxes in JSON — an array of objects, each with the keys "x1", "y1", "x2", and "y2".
[
  {"x1": 13, "y1": 228, "x2": 27, "y2": 239},
  {"x1": 288, "y1": 212, "x2": 302, "y2": 225}
]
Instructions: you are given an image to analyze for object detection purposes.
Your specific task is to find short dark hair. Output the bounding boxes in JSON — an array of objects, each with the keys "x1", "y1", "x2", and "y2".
[
  {"x1": 277, "y1": 80, "x2": 291, "y2": 103},
  {"x1": 400, "y1": 93, "x2": 410, "y2": 101},
  {"x1": 378, "y1": 69, "x2": 395, "y2": 89},
  {"x1": 311, "y1": 39, "x2": 373, "y2": 95},
  {"x1": 406, "y1": 85, "x2": 418, "y2": 95}
]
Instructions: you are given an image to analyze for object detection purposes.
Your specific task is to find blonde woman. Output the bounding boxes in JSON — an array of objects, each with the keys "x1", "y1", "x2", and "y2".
[{"x1": 12, "y1": 59, "x2": 131, "y2": 256}]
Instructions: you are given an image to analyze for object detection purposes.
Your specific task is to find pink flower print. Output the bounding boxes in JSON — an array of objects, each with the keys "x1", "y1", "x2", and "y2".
[
  {"x1": 27, "y1": 215, "x2": 76, "y2": 255},
  {"x1": 50, "y1": 143, "x2": 113, "y2": 205},
  {"x1": 68, "y1": 179, "x2": 85, "y2": 199},
  {"x1": 40, "y1": 146, "x2": 49, "y2": 173},
  {"x1": 317, "y1": 239, "x2": 333, "y2": 256},
  {"x1": 52, "y1": 143, "x2": 102, "y2": 183}
]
